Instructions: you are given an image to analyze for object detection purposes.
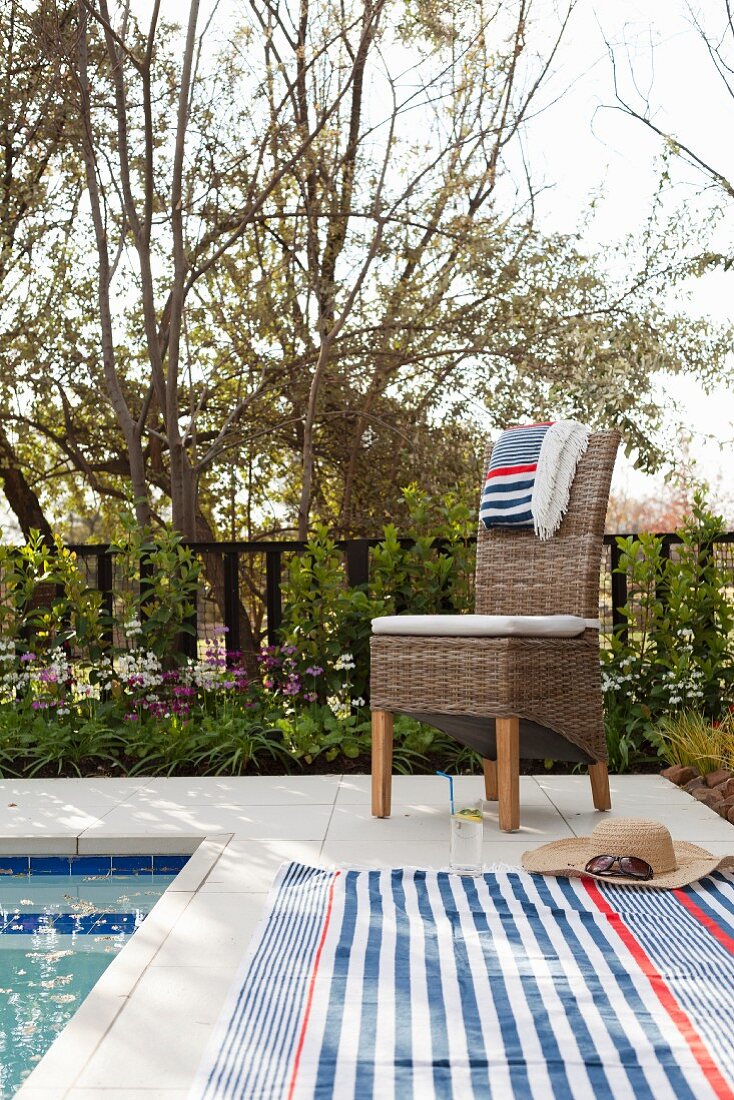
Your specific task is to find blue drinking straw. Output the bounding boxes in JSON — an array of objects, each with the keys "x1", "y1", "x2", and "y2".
[{"x1": 436, "y1": 770, "x2": 455, "y2": 815}]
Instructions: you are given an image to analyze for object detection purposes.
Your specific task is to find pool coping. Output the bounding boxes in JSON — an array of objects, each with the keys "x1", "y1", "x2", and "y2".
[{"x1": 11, "y1": 833, "x2": 232, "y2": 1097}]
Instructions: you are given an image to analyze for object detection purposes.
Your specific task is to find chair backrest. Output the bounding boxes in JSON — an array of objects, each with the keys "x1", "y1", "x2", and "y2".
[{"x1": 474, "y1": 430, "x2": 620, "y2": 619}]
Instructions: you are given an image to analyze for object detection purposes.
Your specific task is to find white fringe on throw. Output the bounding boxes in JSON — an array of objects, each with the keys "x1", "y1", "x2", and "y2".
[{"x1": 531, "y1": 419, "x2": 590, "y2": 540}]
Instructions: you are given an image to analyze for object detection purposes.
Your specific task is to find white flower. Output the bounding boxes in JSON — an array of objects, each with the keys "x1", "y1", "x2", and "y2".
[
  {"x1": 351, "y1": 696, "x2": 366, "y2": 708},
  {"x1": 334, "y1": 653, "x2": 355, "y2": 671}
]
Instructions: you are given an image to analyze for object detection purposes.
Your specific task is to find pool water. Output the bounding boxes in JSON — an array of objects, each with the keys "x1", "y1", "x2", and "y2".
[{"x1": 0, "y1": 855, "x2": 188, "y2": 1098}]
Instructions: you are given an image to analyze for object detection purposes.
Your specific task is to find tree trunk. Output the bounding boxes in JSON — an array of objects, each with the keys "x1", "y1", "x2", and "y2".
[{"x1": 0, "y1": 421, "x2": 54, "y2": 542}]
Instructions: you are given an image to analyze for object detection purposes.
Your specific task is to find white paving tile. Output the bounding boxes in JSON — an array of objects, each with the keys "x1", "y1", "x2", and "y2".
[
  {"x1": 0, "y1": 836, "x2": 78, "y2": 855},
  {"x1": 167, "y1": 835, "x2": 231, "y2": 892},
  {"x1": 335, "y1": 773, "x2": 555, "y2": 806},
  {"x1": 0, "y1": 778, "x2": 147, "y2": 807},
  {"x1": 14, "y1": 1089, "x2": 68, "y2": 1100},
  {"x1": 320, "y1": 839, "x2": 529, "y2": 869},
  {"x1": 91, "y1": 891, "x2": 195, "y2": 998},
  {"x1": 19, "y1": 985, "x2": 126, "y2": 1090},
  {"x1": 80, "y1": 802, "x2": 333, "y2": 841},
  {"x1": 562, "y1": 808, "x2": 734, "y2": 841},
  {"x1": 149, "y1": 892, "x2": 268, "y2": 969},
  {"x1": 66, "y1": 1092, "x2": 188, "y2": 1098},
  {"x1": 77, "y1": 834, "x2": 204, "y2": 855},
  {"x1": 199, "y1": 839, "x2": 325, "y2": 893},
  {"x1": 131, "y1": 775, "x2": 340, "y2": 806},
  {"x1": 74, "y1": 966, "x2": 235, "y2": 1091},
  {"x1": 326, "y1": 801, "x2": 573, "y2": 843},
  {"x1": 0, "y1": 808, "x2": 106, "y2": 833}
]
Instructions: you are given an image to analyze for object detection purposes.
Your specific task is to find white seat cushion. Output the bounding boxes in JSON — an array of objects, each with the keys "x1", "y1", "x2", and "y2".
[{"x1": 371, "y1": 614, "x2": 598, "y2": 637}]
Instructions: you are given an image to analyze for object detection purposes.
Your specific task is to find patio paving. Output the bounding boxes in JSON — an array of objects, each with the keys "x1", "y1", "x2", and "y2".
[{"x1": 11, "y1": 771, "x2": 734, "y2": 1099}]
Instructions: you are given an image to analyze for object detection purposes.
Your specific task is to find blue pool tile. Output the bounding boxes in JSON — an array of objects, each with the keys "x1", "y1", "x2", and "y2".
[
  {"x1": 52, "y1": 913, "x2": 98, "y2": 934},
  {"x1": 153, "y1": 855, "x2": 188, "y2": 874},
  {"x1": 3, "y1": 914, "x2": 55, "y2": 934},
  {"x1": 29, "y1": 857, "x2": 71, "y2": 876},
  {"x1": 90, "y1": 913, "x2": 139, "y2": 934},
  {"x1": 71, "y1": 856, "x2": 112, "y2": 877},
  {"x1": 111, "y1": 855, "x2": 153, "y2": 875},
  {"x1": 0, "y1": 857, "x2": 30, "y2": 877}
]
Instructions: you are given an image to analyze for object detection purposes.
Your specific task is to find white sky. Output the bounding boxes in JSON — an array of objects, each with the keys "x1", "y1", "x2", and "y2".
[{"x1": 520, "y1": 0, "x2": 734, "y2": 510}]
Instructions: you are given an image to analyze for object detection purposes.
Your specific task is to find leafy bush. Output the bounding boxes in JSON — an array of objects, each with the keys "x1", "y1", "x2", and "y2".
[
  {"x1": 109, "y1": 517, "x2": 200, "y2": 660},
  {"x1": 279, "y1": 488, "x2": 475, "y2": 709},
  {"x1": 603, "y1": 493, "x2": 734, "y2": 769},
  {"x1": 279, "y1": 526, "x2": 387, "y2": 702}
]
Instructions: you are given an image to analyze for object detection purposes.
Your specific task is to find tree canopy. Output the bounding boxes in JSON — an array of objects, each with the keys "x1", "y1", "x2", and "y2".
[{"x1": 0, "y1": 0, "x2": 729, "y2": 545}]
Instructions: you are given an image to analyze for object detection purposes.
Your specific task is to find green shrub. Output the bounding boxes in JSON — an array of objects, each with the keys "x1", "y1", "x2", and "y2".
[
  {"x1": 109, "y1": 517, "x2": 200, "y2": 660},
  {"x1": 603, "y1": 492, "x2": 734, "y2": 769}
]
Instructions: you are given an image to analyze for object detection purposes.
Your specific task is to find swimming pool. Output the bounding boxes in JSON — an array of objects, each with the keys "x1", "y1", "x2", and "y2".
[{"x1": 0, "y1": 854, "x2": 189, "y2": 1098}]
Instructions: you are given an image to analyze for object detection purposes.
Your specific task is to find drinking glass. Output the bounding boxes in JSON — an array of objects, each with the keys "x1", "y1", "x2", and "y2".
[{"x1": 449, "y1": 802, "x2": 484, "y2": 876}]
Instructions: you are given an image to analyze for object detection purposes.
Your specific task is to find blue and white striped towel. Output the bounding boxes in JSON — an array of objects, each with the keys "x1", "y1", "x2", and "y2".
[
  {"x1": 479, "y1": 422, "x2": 552, "y2": 530},
  {"x1": 192, "y1": 862, "x2": 734, "y2": 1099},
  {"x1": 480, "y1": 420, "x2": 590, "y2": 538}
]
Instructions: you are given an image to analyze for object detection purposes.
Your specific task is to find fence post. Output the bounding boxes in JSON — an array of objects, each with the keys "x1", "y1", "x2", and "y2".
[
  {"x1": 656, "y1": 535, "x2": 672, "y2": 616},
  {"x1": 610, "y1": 539, "x2": 628, "y2": 642},
  {"x1": 97, "y1": 550, "x2": 114, "y2": 648},
  {"x1": 345, "y1": 539, "x2": 370, "y2": 588},
  {"x1": 266, "y1": 550, "x2": 282, "y2": 647},
  {"x1": 223, "y1": 551, "x2": 241, "y2": 662}
]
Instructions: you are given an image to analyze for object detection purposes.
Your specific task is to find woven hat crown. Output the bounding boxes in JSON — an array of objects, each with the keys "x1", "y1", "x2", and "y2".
[{"x1": 589, "y1": 818, "x2": 677, "y2": 874}]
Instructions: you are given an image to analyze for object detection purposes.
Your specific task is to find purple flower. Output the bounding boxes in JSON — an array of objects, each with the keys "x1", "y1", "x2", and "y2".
[
  {"x1": 305, "y1": 666, "x2": 323, "y2": 677},
  {"x1": 20, "y1": 652, "x2": 36, "y2": 663},
  {"x1": 223, "y1": 681, "x2": 236, "y2": 690},
  {"x1": 213, "y1": 625, "x2": 229, "y2": 636},
  {"x1": 304, "y1": 691, "x2": 317, "y2": 702},
  {"x1": 124, "y1": 713, "x2": 139, "y2": 722},
  {"x1": 31, "y1": 700, "x2": 41, "y2": 710}
]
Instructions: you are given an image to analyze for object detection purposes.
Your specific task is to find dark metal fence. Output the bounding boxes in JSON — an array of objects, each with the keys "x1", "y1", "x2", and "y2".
[{"x1": 64, "y1": 532, "x2": 734, "y2": 656}]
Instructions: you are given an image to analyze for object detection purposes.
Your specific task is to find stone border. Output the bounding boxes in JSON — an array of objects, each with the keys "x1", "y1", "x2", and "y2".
[{"x1": 661, "y1": 764, "x2": 734, "y2": 823}]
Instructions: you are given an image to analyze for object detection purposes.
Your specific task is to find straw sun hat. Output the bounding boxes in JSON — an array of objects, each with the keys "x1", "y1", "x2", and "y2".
[{"x1": 522, "y1": 817, "x2": 734, "y2": 889}]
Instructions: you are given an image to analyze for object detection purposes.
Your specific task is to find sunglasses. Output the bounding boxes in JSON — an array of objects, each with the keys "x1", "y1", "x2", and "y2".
[{"x1": 584, "y1": 854, "x2": 654, "y2": 880}]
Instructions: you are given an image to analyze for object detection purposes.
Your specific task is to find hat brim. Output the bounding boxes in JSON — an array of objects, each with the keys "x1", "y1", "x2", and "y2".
[{"x1": 522, "y1": 836, "x2": 734, "y2": 889}]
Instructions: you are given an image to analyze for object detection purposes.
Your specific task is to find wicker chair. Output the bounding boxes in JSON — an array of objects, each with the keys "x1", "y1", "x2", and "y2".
[{"x1": 369, "y1": 429, "x2": 620, "y2": 831}]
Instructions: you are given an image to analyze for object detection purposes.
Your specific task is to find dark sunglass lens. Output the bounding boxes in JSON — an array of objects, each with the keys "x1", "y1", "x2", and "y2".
[
  {"x1": 585, "y1": 855, "x2": 616, "y2": 874},
  {"x1": 619, "y1": 857, "x2": 653, "y2": 880}
]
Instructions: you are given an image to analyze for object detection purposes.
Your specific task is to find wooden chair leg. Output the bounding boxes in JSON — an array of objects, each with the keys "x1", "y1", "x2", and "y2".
[
  {"x1": 371, "y1": 709, "x2": 394, "y2": 818},
  {"x1": 589, "y1": 761, "x2": 611, "y2": 811},
  {"x1": 496, "y1": 717, "x2": 520, "y2": 832},
  {"x1": 483, "y1": 758, "x2": 498, "y2": 801}
]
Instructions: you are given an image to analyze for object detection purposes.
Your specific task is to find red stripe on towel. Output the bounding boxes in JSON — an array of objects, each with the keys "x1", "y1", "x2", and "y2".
[
  {"x1": 286, "y1": 871, "x2": 341, "y2": 1100},
  {"x1": 485, "y1": 463, "x2": 538, "y2": 480},
  {"x1": 674, "y1": 889, "x2": 734, "y2": 956},
  {"x1": 584, "y1": 879, "x2": 734, "y2": 1100}
]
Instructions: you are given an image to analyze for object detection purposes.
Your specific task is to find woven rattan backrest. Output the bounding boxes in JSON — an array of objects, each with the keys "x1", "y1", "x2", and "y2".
[{"x1": 474, "y1": 429, "x2": 620, "y2": 619}]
